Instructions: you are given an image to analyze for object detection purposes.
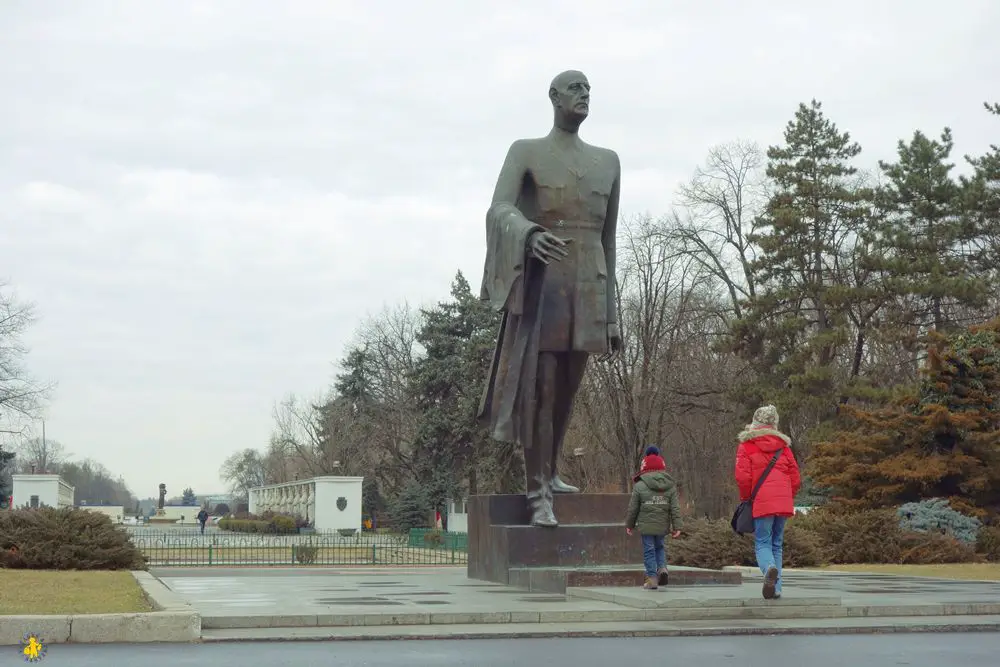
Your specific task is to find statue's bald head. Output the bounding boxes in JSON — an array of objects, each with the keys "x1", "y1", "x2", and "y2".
[
  {"x1": 550, "y1": 70, "x2": 588, "y2": 92},
  {"x1": 549, "y1": 70, "x2": 590, "y2": 128}
]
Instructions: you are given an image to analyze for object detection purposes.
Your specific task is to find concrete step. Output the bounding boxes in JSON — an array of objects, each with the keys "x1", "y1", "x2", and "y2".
[
  {"x1": 568, "y1": 586, "x2": 842, "y2": 609},
  {"x1": 200, "y1": 615, "x2": 1000, "y2": 642},
  {"x1": 200, "y1": 599, "x2": 1000, "y2": 631},
  {"x1": 508, "y1": 565, "x2": 741, "y2": 593}
]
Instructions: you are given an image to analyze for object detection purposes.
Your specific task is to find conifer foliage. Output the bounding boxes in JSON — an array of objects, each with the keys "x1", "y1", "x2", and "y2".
[
  {"x1": 0, "y1": 507, "x2": 146, "y2": 570},
  {"x1": 871, "y1": 127, "x2": 988, "y2": 332},
  {"x1": 809, "y1": 319, "x2": 1000, "y2": 514},
  {"x1": 732, "y1": 100, "x2": 873, "y2": 427}
]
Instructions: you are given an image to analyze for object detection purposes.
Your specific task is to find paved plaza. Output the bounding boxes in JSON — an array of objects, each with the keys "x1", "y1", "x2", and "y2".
[
  {"x1": 155, "y1": 567, "x2": 628, "y2": 626},
  {"x1": 152, "y1": 565, "x2": 1000, "y2": 638},
  {"x1": 571, "y1": 570, "x2": 1000, "y2": 609}
]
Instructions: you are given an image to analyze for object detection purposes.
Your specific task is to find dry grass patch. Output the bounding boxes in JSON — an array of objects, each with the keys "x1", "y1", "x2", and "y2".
[
  {"x1": 816, "y1": 563, "x2": 1000, "y2": 581},
  {"x1": 0, "y1": 570, "x2": 153, "y2": 615}
]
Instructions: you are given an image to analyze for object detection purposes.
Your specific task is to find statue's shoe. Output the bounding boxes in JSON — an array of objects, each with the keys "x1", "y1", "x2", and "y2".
[
  {"x1": 551, "y1": 475, "x2": 580, "y2": 494},
  {"x1": 528, "y1": 490, "x2": 559, "y2": 527},
  {"x1": 530, "y1": 506, "x2": 558, "y2": 527}
]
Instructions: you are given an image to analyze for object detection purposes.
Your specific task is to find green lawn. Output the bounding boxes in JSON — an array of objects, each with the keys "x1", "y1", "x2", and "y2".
[{"x1": 0, "y1": 570, "x2": 153, "y2": 614}]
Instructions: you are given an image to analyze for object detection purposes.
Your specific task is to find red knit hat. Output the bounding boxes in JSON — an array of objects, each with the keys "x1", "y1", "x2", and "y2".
[{"x1": 633, "y1": 454, "x2": 666, "y2": 482}]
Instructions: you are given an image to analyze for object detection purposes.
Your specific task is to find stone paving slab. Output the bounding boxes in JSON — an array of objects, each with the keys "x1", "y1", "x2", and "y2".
[
  {"x1": 569, "y1": 571, "x2": 1000, "y2": 616},
  {"x1": 156, "y1": 565, "x2": 1000, "y2": 632},
  {"x1": 157, "y1": 568, "x2": 632, "y2": 630},
  {"x1": 200, "y1": 614, "x2": 1000, "y2": 642}
]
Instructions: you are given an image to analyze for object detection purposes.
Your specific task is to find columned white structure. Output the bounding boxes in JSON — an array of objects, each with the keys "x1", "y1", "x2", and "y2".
[
  {"x1": 447, "y1": 498, "x2": 468, "y2": 533},
  {"x1": 11, "y1": 474, "x2": 75, "y2": 509},
  {"x1": 248, "y1": 476, "x2": 363, "y2": 532}
]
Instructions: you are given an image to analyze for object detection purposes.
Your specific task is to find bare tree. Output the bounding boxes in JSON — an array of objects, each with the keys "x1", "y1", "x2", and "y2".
[
  {"x1": 663, "y1": 140, "x2": 767, "y2": 319},
  {"x1": 0, "y1": 284, "x2": 52, "y2": 441},
  {"x1": 219, "y1": 448, "x2": 268, "y2": 504},
  {"x1": 564, "y1": 215, "x2": 750, "y2": 515},
  {"x1": 16, "y1": 436, "x2": 67, "y2": 473},
  {"x1": 269, "y1": 393, "x2": 372, "y2": 478},
  {"x1": 330, "y1": 303, "x2": 423, "y2": 492}
]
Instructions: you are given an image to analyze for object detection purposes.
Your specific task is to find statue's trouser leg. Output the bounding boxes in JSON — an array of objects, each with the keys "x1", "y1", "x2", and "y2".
[
  {"x1": 526, "y1": 353, "x2": 557, "y2": 526},
  {"x1": 550, "y1": 352, "x2": 589, "y2": 490}
]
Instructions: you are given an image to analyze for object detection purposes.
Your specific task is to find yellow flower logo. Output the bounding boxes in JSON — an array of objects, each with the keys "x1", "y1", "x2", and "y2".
[{"x1": 21, "y1": 633, "x2": 47, "y2": 662}]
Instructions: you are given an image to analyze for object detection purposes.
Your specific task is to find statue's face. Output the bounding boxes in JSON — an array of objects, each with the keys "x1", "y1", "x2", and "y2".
[{"x1": 550, "y1": 72, "x2": 590, "y2": 122}]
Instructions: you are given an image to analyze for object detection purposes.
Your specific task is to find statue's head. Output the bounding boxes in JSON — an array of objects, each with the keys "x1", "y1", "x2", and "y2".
[
  {"x1": 549, "y1": 70, "x2": 590, "y2": 130},
  {"x1": 158, "y1": 483, "x2": 166, "y2": 492}
]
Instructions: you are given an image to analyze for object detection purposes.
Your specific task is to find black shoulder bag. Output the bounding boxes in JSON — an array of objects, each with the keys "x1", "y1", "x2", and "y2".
[{"x1": 731, "y1": 448, "x2": 784, "y2": 535}]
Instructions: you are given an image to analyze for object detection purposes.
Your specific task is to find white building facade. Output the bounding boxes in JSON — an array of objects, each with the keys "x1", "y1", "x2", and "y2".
[
  {"x1": 447, "y1": 498, "x2": 468, "y2": 533},
  {"x1": 11, "y1": 474, "x2": 75, "y2": 509},
  {"x1": 79, "y1": 505, "x2": 125, "y2": 523},
  {"x1": 248, "y1": 476, "x2": 363, "y2": 532}
]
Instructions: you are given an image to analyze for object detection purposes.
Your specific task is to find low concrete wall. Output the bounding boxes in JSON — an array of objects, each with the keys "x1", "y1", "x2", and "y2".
[{"x1": 0, "y1": 571, "x2": 200, "y2": 645}]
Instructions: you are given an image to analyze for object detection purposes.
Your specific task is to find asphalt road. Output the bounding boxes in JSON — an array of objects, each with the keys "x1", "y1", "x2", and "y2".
[{"x1": 6, "y1": 634, "x2": 999, "y2": 666}]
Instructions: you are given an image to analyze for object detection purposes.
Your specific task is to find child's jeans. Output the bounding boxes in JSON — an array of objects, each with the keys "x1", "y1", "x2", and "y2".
[{"x1": 641, "y1": 534, "x2": 666, "y2": 578}]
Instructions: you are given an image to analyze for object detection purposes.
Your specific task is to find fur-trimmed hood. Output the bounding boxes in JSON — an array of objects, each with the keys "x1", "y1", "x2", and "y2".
[{"x1": 738, "y1": 426, "x2": 792, "y2": 451}]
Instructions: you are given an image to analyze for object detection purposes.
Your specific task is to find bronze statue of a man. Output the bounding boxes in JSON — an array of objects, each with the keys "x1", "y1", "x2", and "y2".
[
  {"x1": 478, "y1": 70, "x2": 622, "y2": 527},
  {"x1": 157, "y1": 483, "x2": 166, "y2": 509}
]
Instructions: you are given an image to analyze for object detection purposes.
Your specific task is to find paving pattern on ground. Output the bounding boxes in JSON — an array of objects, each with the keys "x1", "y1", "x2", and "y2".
[
  {"x1": 156, "y1": 565, "x2": 1000, "y2": 621},
  {"x1": 572, "y1": 570, "x2": 1000, "y2": 608},
  {"x1": 158, "y1": 568, "x2": 626, "y2": 617}
]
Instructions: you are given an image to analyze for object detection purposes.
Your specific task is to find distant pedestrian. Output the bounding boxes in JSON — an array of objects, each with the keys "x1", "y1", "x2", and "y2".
[
  {"x1": 734, "y1": 405, "x2": 801, "y2": 600},
  {"x1": 625, "y1": 446, "x2": 683, "y2": 590},
  {"x1": 197, "y1": 508, "x2": 209, "y2": 535}
]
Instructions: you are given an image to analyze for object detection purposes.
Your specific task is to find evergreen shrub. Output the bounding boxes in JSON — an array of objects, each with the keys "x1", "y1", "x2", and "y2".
[
  {"x1": 897, "y1": 498, "x2": 982, "y2": 544},
  {"x1": 0, "y1": 507, "x2": 146, "y2": 570}
]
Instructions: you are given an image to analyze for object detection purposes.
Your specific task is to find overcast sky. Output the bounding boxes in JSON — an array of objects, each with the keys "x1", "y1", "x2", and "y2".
[{"x1": 1, "y1": 0, "x2": 997, "y2": 499}]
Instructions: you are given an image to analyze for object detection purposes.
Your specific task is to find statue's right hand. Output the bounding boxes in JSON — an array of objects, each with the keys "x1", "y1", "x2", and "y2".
[{"x1": 529, "y1": 231, "x2": 571, "y2": 264}]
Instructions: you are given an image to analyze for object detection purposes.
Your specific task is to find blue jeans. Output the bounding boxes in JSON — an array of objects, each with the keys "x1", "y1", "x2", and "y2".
[
  {"x1": 641, "y1": 534, "x2": 666, "y2": 578},
  {"x1": 753, "y1": 515, "x2": 787, "y2": 594}
]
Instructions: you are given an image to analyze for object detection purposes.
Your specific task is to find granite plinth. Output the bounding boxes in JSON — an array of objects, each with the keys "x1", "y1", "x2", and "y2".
[
  {"x1": 468, "y1": 494, "x2": 740, "y2": 590},
  {"x1": 468, "y1": 494, "x2": 640, "y2": 584}
]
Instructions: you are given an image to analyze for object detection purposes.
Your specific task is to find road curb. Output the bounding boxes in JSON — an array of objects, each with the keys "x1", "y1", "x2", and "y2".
[
  {"x1": 200, "y1": 620, "x2": 1000, "y2": 642},
  {"x1": 201, "y1": 601, "x2": 1000, "y2": 630},
  {"x1": 0, "y1": 571, "x2": 201, "y2": 646}
]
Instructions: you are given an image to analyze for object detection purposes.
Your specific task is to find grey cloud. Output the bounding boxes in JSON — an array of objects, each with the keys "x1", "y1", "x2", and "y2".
[{"x1": 0, "y1": 0, "x2": 997, "y2": 496}]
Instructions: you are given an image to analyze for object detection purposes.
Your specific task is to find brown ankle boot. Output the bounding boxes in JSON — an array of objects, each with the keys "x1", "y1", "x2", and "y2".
[
  {"x1": 657, "y1": 568, "x2": 669, "y2": 586},
  {"x1": 642, "y1": 576, "x2": 658, "y2": 590}
]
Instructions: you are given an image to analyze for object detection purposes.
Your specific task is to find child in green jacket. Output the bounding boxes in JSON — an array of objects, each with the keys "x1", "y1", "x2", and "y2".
[{"x1": 625, "y1": 446, "x2": 682, "y2": 590}]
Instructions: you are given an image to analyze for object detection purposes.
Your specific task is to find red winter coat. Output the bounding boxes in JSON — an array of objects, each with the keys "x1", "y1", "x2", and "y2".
[{"x1": 734, "y1": 427, "x2": 801, "y2": 518}]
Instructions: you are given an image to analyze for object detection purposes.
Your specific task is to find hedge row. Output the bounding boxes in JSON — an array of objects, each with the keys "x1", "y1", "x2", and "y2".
[
  {"x1": 671, "y1": 506, "x2": 1000, "y2": 570},
  {"x1": 0, "y1": 507, "x2": 146, "y2": 570},
  {"x1": 217, "y1": 511, "x2": 299, "y2": 534}
]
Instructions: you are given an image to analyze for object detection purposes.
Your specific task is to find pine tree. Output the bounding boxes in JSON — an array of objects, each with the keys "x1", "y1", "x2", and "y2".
[
  {"x1": 732, "y1": 100, "x2": 873, "y2": 433},
  {"x1": 408, "y1": 272, "x2": 502, "y2": 513},
  {"x1": 389, "y1": 479, "x2": 431, "y2": 534},
  {"x1": 872, "y1": 127, "x2": 988, "y2": 333},
  {"x1": 808, "y1": 319, "x2": 1000, "y2": 516},
  {"x1": 963, "y1": 102, "x2": 1000, "y2": 275}
]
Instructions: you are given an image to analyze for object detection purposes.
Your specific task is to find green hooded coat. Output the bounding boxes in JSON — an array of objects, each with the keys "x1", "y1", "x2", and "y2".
[{"x1": 625, "y1": 471, "x2": 682, "y2": 535}]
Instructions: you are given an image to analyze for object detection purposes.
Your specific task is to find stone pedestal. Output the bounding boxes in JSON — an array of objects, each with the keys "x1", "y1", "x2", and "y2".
[
  {"x1": 468, "y1": 494, "x2": 638, "y2": 583},
  {"x1": 147, "y1": 508, "x2": 179, "y2": 525},
  {"x1": 467, "y1": 494, "x2": 742, "y2": 593}
]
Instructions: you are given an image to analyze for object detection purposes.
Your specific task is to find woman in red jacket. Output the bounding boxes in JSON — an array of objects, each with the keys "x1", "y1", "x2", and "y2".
[{"x1": 734, "y1": 404, "x2": 801, "y2": 599}]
